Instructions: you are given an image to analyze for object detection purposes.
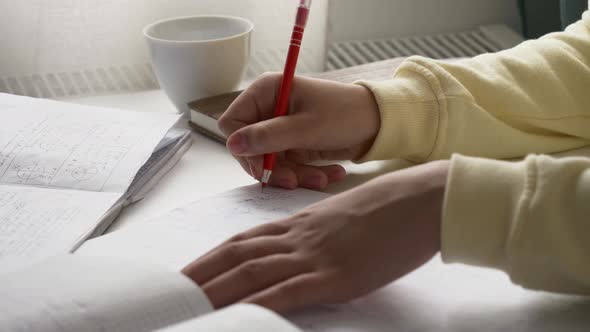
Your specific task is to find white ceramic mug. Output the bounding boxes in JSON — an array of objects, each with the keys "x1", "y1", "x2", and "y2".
[{"x1": 144, "y1": 15, "x2": 253, "y2": 116}]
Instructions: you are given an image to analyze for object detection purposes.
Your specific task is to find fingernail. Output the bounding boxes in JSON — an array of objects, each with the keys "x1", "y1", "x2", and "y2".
[
  {"x1": 305, "y1": 176, "x2": 326, "y2": 189},
  {"x1": 228, "y1": 134, "x2": 248, "y2": 154}
]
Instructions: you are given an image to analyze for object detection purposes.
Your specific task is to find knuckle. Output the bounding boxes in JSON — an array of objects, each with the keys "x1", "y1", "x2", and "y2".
[
  {"x1": 266, "y1": 221, "x2": 291, "y2": 234},
  {"x1": 289, "y1": 252, "x2": 314, "y2": 271},
  {"x1": 251, "y1": 72, "x2": 282, "y2": 97},
  {"x1": 222, "y1": 242, "x2": 245, "y2": 264},
  {"x1": 289, "y1": 150, "x2": 311, "y2": 164},
  {"x1": 239, "y1": 261, "x2": 265, "y2": 281},
  {"x1": 228, "y1": 232, "x2": 246, "y2": 243},
  {"x1": 276, "y1": 279, "x2": 304, "y2": 300},
  {"x1": 257, "y1": 72, "x2": 282, "y2": 83}
]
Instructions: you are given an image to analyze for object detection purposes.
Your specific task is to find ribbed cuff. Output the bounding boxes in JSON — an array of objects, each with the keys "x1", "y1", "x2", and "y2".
[
  {"x1": 441, "y1": 154, "x2": 528, "y2": 270},
  {"x1": 354, "y1": 63, "x2": 443, "y2": 163}
]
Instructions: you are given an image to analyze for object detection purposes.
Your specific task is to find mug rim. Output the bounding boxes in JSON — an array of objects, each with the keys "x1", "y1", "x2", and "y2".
[{"x1": 143, "y1": 15, "x2": 254, "y2": 44}]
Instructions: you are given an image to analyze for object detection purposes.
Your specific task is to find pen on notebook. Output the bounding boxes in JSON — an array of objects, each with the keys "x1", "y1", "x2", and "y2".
[{"x1": 261, "y1": 0, "x2": 312, "y2": 191}]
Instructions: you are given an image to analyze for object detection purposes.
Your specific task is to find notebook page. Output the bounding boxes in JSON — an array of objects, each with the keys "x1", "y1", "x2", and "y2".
[
  {"x1": 0, "y1": 93, "x2": 179, "y2": 193},
  {"x1": 157, "y1": 304, "x2": 302, "y2": 332},
  {"x1": 0, "y1": 255, "x2": 212, "y2": 332},
  {"x1": 77, "y1": 185, "x2": 590, "y2": 332},
  {"x1": 0, "y1": 185, "x2": 120, "y2": 273},
  {"x1": 76, "y1": 185, "x2": 330, "y2": 270}
]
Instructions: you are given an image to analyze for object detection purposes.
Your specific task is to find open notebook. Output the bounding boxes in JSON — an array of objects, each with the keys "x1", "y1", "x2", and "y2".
[
  {"x1": 75, "y1": 185, "x2": 590, "y2": 332},
  {"x1": 0, "y1": 255, "x2": 301, "y2": 332},
  {"x1": 0, "y1": 93, "x2": 189, "y2": 273}
]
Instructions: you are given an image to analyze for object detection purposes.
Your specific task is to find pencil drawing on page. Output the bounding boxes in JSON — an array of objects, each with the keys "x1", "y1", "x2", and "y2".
[{"x1": 0, "y1": 105, "x2": 168, "y2": 192}]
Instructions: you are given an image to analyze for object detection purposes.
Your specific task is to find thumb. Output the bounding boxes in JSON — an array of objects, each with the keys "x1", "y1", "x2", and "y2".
[{"x1": 226, "y1": 115, "x2": 314, "y2": 156}]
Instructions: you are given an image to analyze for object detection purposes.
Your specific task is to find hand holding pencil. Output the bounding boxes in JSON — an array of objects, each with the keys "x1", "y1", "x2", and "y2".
[
  {"x1": 219, "y1": 73, "x2": 380, "y2": 190},
  {"x1": 259, "y1": 0, "x2": 312, "y2": 190},
  {"x1": 219, "y1": 2, "x2": 381, "y2": 190}
]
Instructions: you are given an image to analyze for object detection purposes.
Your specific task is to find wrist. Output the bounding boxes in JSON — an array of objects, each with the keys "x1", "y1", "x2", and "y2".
[
  {"x1": 429, "y1": 160, "x2": 450, "y2": 251},
  {"x1": 381, "y1": 160, "x2": 449, "y2": 252},
  {"x1": 350, "y1": 83, "x2": 381, "y2": 159}
]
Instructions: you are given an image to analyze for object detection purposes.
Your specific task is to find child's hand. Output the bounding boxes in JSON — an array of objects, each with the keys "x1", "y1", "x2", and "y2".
[
  {"x1": 218, "y1": 74, "x2": 380, "y2": 190},
  {"x1": 182, "y1": 161, "x2": 448, "y2": 313}
]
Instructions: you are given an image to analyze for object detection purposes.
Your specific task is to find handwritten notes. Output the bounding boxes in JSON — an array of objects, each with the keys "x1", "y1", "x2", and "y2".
[
  {"x1": 163, "y1": 185, "x2": 325, "y2": 232},
  {"x1": 0, "y1": 185, "x2": 119, "y2": 273},
  {"x1": 0, "y1": 93, "x2": 180, "y2": 272},
  {"x1": 0, "y1": 93, "x2": 179, "y2": 193},
  {"x1": 77, "y1": 185, "x2": 330, "y2": 270}
]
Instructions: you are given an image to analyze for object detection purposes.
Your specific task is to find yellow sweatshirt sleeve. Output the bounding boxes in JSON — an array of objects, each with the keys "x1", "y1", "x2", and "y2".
[
  {"x1": 356, "y1": 11, "x2": 590, "y2": 293},
  {"x1": 357, "y1": 11, "x2": 590, "y2": 163},
  {"x1": 443, "y1": 154, "x2": 590, "y2": 294}
]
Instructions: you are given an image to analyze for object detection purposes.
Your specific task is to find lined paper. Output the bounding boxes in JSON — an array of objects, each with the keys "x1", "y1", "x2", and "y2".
[
  {"x1": 77, "y1": 185, "x2": 330, "y2": 270},
  {"x1": 0, "y1": 93, "x2": 180, "y2": 272},
  {"x1": 0, "y1": 185, "x2": 119, "y2": 273},
  {"x1": 0, "y1": 93, "x2": 179, "y2": 193}
]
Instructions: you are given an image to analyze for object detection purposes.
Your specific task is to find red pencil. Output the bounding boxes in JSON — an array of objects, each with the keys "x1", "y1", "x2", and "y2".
[{"x1": 261, "y1": 0, "x2": 312, "y2": 190}]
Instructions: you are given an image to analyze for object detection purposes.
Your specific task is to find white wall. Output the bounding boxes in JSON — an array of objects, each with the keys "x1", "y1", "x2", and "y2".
[
  {"x1": 0, "y1": 0, "x2": 330, "y2": 75},
  {"x1": 329, "y1": 0, "x2": 522, "y2": 42}
]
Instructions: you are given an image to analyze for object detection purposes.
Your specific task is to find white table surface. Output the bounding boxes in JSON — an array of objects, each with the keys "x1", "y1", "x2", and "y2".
[{"x1": 67, "y1": 89, "x2": 410, "y2": 232}]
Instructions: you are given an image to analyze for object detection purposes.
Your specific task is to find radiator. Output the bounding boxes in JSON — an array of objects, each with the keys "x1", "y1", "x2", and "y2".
[
  {"x1": 0, "y1": 24, "x2": 522, "y2": 99},
  {"x1": 325, "y1": 25, "x2": 523, "y2": 70}
]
